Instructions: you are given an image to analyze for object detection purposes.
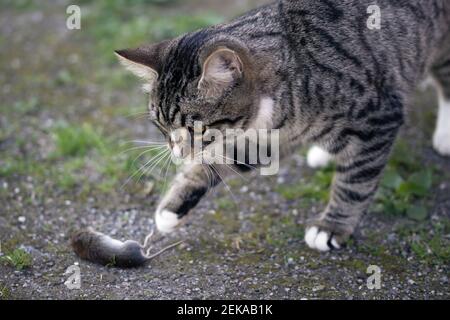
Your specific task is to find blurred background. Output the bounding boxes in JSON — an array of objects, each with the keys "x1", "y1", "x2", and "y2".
[
  {"x1": 0, "y1": 0, "x2": 448, "y2": 299},
  {"x1": 0, "y1": 0, "x2": 270, "y2": 200}
]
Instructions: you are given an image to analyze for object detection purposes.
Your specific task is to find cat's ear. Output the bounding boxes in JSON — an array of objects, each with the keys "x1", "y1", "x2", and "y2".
[
  {"x1": 198, "y1": 48, "x2": 243, "y2": 98},
  {"x1": 115, "y1": 40, "x2": 170, "y2": 91}
]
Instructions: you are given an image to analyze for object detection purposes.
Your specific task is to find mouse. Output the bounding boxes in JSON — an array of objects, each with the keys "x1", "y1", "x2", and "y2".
[{"x1": 71, "y1": 228, "x2": 183, "y2": 268}]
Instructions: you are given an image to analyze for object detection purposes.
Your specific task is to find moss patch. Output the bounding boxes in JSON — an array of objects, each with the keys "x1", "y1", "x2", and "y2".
[{"x1": 0, "y1": 248, "x2": 33, "y2": 271}]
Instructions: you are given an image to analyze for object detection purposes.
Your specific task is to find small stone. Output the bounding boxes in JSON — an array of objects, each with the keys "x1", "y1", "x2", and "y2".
[
  {"x1": 312, "y1": 285, "x2": 325, "y2": 292},
  {"x1": 18, "y1": 216, "x2": 26, "y2": 223}
]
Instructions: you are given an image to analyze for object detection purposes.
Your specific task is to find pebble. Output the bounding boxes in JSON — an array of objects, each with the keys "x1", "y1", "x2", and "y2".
[
  {"x1": 312, "y1": 285, "x2": 325, "y2": 292},
  {"x1": 240, "y1": 186, "x2": 249, "y2": 193}
]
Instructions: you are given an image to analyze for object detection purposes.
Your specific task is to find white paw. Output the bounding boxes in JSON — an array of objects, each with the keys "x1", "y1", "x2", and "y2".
[
  {"x1": 307, "y1": 146, "x2": 333, "y2": 169},
  {"x1": 155, "y1": 209, "x2": 179, "y2": 234},
  {"x1": 433, "y1": 131, "x2": 450, "y2": 156},
  {"x1": 305, "y1": 226, "x2": 340, "y2": 252}
]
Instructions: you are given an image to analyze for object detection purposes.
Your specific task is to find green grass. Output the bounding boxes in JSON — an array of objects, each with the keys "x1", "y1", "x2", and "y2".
[
  {"x1": 410, "y1": 236, "x2": 449, "y2": 264},
  {"x1": 52, "y1": 123, "x2": 106, "y2": 158},
  {"x1": 276, "y1": 166, "x2": 334, "y2": 204},
  {"x1": 50, "y1": 122, "x2": 169, "y2": 193},
  {"x1": 277, "y1": 140, "x2": 437, "y2": 221},
  {"x1": 0, "y1": 0, "x2": 36, "y2": 10},
  {"x1": 0, "y1": 119, "x2": 170, "y2": 198},
  {"x1": 0, "y1": 0, "x2": 226, "y2": 199},
  {"x1": 374, "y1": 140, "x2": 436, "y2": 220},
  {"x1": 393, "y1": 220, "x2": 450, "y2": 266},
  {"x1": 84, "y1": 1, "x2": 224, "y2": 66},
  {"x1": 0, "y1": 283, "x2": 11, "y2": 300},
  {"x1": 0, "y1": 248, "x2": 33, "y2": 271},
  {"x1": 216, "y1": 198, "x2": 235, "y2": 211},
  {"x1": 12, "y1": 98, "x2": 39, "y2": 115}
]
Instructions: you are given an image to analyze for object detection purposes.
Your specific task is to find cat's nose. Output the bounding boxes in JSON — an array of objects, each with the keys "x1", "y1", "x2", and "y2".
[
  {"x1": 169, "y1": 132, "x2": 185, "y2": 159},
  {"x1": 168, "y1": 132, "x2": 182, "y2": 148}
]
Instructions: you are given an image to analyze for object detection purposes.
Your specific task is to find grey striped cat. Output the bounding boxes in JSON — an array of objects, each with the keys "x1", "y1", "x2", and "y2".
[{"x1": 111, "y1": 0, "x2": 450, "y2": 255}]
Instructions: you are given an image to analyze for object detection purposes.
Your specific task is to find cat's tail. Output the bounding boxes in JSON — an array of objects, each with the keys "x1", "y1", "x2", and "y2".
[{"x1": 71, "y1": 228, "x2": 184, "y2": 268}]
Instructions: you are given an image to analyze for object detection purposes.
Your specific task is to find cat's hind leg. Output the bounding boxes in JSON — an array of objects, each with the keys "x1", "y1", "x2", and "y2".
[
  {"x1": 305, "y1": 108, "x2": 403, "y2": 251},
  {"x1": 431, "y1": 66, "x2": 450, "y2": 156}
]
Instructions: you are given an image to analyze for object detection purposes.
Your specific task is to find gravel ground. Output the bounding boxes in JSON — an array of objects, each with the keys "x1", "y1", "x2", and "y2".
[{"x1": 0, "y1": 0, "x2": 449, "y2": 300}]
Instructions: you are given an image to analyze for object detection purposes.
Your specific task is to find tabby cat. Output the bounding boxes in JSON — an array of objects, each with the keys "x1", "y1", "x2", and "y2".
[{"x1": 98, "y1": 0, "x2": 450, "y2": 256}]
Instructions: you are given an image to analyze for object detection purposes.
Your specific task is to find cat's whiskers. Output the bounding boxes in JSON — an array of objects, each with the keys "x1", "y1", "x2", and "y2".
[
  {"x1": 212, "y1": 154, "x2": 256, "y2": 181},
  {"x1": 121, "y1": 148, "x2": 170, "y2": 189},
  {"x1": 124, "y1": 110, "x2": 150, "y2": 120},
  {"x1": 124, "y1": 140, "x2": 166, "y2": 146},
  {"x1": 119, "y1": 145, "x2": 166, "y2": 156},
  {"x1": 209, "y1": 163, "x2": 238, "y2": 205},
  {"x1": 160, "y1": 153, "x2": 174, "y2": 191},
  {"x1": 193, "y1": 151, "x2": 216, "y2": 190},
  {"x1": 136, "y1": 150, "x2": 171, "y2": 184},
  {"x1": 129, "y1": 146, "x2": 167, "y2": 169}
]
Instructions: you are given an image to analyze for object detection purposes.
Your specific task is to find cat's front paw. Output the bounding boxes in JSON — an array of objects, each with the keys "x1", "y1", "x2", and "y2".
[
  {"x1": 155, "y1": 209, "x2": 180, "y2": 234},
  {"x1": 304, "y1": 226, "x2": 344, "y2": 252}
]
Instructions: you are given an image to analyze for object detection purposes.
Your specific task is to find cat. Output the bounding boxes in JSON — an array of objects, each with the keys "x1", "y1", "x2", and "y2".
[{"x1": 73, "y1": 0, "x2": 450, "y2": 266}]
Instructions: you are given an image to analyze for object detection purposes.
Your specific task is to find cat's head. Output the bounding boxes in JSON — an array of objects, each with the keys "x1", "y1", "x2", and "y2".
[{"x1": 116, "y1": 32, "x2": 270, "y2": 162}]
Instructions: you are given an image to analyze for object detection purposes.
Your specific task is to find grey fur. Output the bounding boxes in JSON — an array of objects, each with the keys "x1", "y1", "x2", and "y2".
[{"x1": 114, "y1": 0, "x2": 450, "y2": 251}]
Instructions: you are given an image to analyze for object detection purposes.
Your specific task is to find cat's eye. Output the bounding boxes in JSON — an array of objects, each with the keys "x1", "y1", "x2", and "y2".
[{"x1": 186, "y1": 126, "x2": 208, "y2": 137}]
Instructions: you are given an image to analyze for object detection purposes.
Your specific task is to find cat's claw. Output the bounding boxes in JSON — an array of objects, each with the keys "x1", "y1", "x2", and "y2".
[
  {"x1": 305, "y1": 226, "x2": 340, "y2": 252},
  {"x1": 155, "y1": 209, "x2": 180, "y2": 234}
]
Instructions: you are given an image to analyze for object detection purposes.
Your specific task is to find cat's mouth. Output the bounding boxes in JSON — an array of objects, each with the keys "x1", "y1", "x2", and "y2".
[{"x1": 169, "y1": 142, "x2": 188, "y2": 160}]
